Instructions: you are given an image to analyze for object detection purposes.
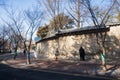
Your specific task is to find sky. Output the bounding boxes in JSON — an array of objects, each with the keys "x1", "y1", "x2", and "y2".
[
  {"x1": 0, "y1": 0, "x2": 113, "y2": 23},
  {"x1": 0, "y1": 0, "x2": 119, "y2": 41},
  {"x1": 0, "y1": 0, "x2": 39, "y2": 41},
  {"x1": 0, "y1": 0, "x2": 38, "y2": 24},
  {"x1": 2, "y1": 0, "x2": 37, "y2": 9},
  {"x1": 0, "y1": 0, "x2": 38, "y2": 20}
]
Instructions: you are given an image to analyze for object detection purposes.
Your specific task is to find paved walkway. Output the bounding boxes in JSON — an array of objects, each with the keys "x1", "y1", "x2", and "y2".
[{"x1": 0, "y1": 53, "x2": 120, "y2": 79}]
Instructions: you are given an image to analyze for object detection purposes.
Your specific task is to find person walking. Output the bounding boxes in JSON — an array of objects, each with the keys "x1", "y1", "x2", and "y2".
[{"x1": 79, "y1": 47, "x2": 85, "y2": 61}]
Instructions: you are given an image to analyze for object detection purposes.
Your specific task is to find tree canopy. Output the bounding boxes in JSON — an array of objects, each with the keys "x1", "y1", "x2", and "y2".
[
  {"x1": 117, "y1": 12, "x2": 120, "y2": 22},
  {"x1": 49, "y1": 13, "x2": 74, "y2": 30},
  {"x1": 37, "y1": 13, "x2": 74, "y2": 38},
  {"x1": 37, "y1": 25, "x2": 49, "y2": 38}
]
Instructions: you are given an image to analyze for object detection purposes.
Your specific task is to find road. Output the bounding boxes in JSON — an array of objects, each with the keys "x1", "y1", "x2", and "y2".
[{"x1": 0, "y1": 63, "x2": 111, "y2": 80}]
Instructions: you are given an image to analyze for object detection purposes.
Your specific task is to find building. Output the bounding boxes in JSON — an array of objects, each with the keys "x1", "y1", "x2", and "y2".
[{"x1": 36, "y1": 24, "x2": 120, "y2": 60}]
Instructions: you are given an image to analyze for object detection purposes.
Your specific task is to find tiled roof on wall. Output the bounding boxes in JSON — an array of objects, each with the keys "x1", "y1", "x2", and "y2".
[{"x1": 36, "y1": 25, "x2": 112, "y2": 44}]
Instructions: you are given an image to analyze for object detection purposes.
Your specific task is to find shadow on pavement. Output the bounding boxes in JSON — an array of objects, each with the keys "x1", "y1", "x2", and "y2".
[{"x1": 0, "y1": 63, "x2": 113, "y2": 80}]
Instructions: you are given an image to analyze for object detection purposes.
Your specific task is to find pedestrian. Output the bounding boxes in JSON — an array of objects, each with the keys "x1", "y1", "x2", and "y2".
[
  {"x1": 55, "y1": 48, "x2": 59, "y2": 61},
  {"x1": 23, "y1": 49, "x2": 26, "y2": 55},
  {"x1": 34, "y1": 50, "x2": 38, "y2": 59},
  {"x1": 79, "y1": 47, "x2": 85, "y2": 61}
]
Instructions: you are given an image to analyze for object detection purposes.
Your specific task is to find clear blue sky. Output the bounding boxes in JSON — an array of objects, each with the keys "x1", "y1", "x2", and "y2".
[
  {"x1": 0, "y1": 0, "x2": 38, "y2": 23},
  {"x1": 0, "y1": 0, "x2": 117, "y2": 41},
  {"x1": 6, "y1": 0, "x2": 37, "y2": 10},
  {"x1": 0, "y1": 0, "x2": 38, "y2": 41},
  {"x1": 0, "y1": 0, "x2": 111, "y2": 24}
]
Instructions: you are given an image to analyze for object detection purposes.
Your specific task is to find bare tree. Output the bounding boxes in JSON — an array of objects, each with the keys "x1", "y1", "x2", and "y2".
[
  {"x1": 0, "y1": 25, "x2": 11, "y2": 53},
  {"x1": 2, "y1": 5, "x2": 43, "y2": 64},
  {"x1": 82, "y1": 0, "x2": 117, "y2": 70},
  {"x1": 39, "y1": 0, "x2": 64, "y2": 33},
  {"x1": 67, "y1": 0, "x2": 81, "y2": 28},
  {"x1": 38, "y1": 0, "x2": 65, "y2": 60},
  {"x1": 1, "y1": 7, "x2": 24, "y2": 59},
  {"x1": 24, "y1": 6, "x2": 43, "y2": 64},
  {"x1": 67, "y1": 0, "x2": 91, "y2": 28},
  {"x1": 0, "y1": 0, "x2": 7, "y2": 51}
]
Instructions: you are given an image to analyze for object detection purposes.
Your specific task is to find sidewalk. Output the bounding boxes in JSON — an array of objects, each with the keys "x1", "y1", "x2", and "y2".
[
  {"x1": 0, "y1": 54, "x2": 120, "y2": 79},
  {"x1": 1, "y1": 59, "x2": 119, "y2": 79}
]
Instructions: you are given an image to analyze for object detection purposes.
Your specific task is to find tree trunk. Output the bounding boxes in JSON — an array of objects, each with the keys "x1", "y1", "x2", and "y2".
[
  {"x1": 13, "y1": 42, "x2": 18, "y2": 60},
  {"x1": 101, "y1": 46, "x2": 107, "y2": 70},
  {"x1": 77, "y1": 0, "x2": 80, "y2": 28},
  {"x1": 26, "y1": 37, "x2": 32, "y2": 64},
  {"x1": 26, "y1": 51, "x2": 30, "y2": 64}
]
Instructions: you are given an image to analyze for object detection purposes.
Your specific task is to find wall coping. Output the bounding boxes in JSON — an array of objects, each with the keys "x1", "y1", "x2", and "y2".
[{"x1": 36, "y1": 23, "x2": 120, "y2": 44}]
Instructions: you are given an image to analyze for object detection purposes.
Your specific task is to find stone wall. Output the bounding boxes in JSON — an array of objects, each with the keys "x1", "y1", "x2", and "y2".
[
  {"x1": 36, "y1": 25, "x2": 120, "y2": 60},
  {"x1": 105, "y1": 26, "x2": 120, "y2": 58}
]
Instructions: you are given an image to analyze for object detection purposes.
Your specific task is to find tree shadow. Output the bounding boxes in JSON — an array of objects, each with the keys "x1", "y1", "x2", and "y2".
[
  {"x1": 72, "y1": 34, "x2": 120, "y2": 62},
  {"x1": 0, "y1": 62, "x2": 106, "y2": 80},
  {"x1": 105, "y1": 65, "x2": 120, "y2": 76}
]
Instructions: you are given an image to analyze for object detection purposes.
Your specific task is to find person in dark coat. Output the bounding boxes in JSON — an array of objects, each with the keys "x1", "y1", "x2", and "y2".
[{"x1": 79, "y1": 47, "x2": 85, "y2": 61}]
